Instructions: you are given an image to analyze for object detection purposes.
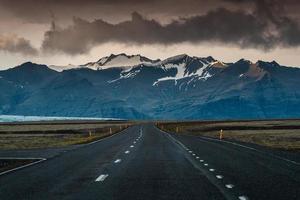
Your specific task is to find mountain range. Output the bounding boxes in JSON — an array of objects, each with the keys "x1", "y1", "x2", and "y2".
[{"x1": 0, "y1": 53, "x2": 300, "y2": 119}]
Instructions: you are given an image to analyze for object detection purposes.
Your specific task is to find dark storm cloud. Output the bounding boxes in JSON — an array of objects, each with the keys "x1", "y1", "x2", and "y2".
[
  {"x1": 0, "y1": 0, "x2": 223, "y2": 23},
  {"x1": 0, "y1": 34, "x2": 38, "y2": 55},
  {"x1": 41, "y1": 3, "x2": 300, "y2": 55},
  {"x1": 1, "y1": 0, "x2": 299, "y2": 55}
]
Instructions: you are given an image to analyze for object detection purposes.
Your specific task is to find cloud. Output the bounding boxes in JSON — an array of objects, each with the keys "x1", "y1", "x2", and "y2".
[
  {"x1": 41, "y1": 5, "x2": 300, "y2": 55},
  {"x1": 0, "y1": 34, "x2": 38, "y2": 55},
  {"x1": 0, "y1": 0, "x2": 224, "y2": 24}
]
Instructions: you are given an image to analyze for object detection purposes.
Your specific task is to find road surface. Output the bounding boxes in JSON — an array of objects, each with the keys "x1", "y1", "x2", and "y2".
[{"x1": 0, "y1": 124, "x2": 299, "y2": 200}]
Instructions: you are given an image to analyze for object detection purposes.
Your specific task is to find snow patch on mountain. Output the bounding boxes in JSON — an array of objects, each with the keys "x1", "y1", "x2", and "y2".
[
  {"x1": 83, "y1": 53, "x2": 160, "y2": 70},
  {"x1": 49, "y1": 64, "x2": 80, "y2": 72},
  {"x1": 153, "y1": 59, "x2": 214, "y2": 86}
]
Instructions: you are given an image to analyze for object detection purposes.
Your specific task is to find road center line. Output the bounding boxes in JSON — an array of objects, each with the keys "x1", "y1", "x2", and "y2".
[
  {"x1": 114, "y1": 159, "x2": 122, "y2": 163},
  {"x1": 238, "y1": 196, "x2": 249, "y2": 200},
  {"x1": 225, "y1": 184, "x2": 234, "y2": 189},
  {"x1": 95, "y1": 174, "x2": 109, "y2": 182},
  {"x1": 125, "y1": 150, "x2": 130, "y2": 154},
  {"x1": 216, "y1": 175, "x2": 223, "y2": 179},
  {"x1": 130, "y1": 145, "x2": 134, "y2": 148}
]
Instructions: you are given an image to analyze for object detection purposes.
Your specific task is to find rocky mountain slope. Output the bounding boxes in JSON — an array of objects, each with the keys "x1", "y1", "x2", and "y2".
[{"x1": 0, "y1": 53, "x2": 299, "y2": 119}]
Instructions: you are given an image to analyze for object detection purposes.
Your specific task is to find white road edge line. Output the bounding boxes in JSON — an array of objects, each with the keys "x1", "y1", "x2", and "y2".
[
  {"x1": 0, "y1": 158, "x2": 46, "y2": 176},
  {"x1": 95, "y1": 174, "x2": 109, "y2": 182},
  {"x1": 200, "y1": 136, "x2": 300, "y2": 166},
  {"x1": 82, "y1": 126, "x2": 131, "y2": 147}
]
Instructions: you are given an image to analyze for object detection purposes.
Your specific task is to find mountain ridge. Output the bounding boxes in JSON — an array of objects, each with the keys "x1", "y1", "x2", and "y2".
[{"x1": 0, "y1": 54, "x2": 299, "y2": 119}]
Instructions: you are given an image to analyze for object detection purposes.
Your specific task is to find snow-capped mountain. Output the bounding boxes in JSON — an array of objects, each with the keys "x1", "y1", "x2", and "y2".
[
  {"x1": 48, "y1": 53, "x2": 160, "y2": 72},
  {"x1": 82, "y1": 53, "x2": 161, "y2": 70},
  {"x1": 0, "y1": 54, "x2": 299, "y2": 119}
]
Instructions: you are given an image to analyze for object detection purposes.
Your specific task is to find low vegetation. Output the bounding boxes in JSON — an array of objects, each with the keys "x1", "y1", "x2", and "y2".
[
  {"x1": 0, "y1": 121, "x2": 132, "y2": 149},
  {"x1": 158, "y1": 120, "x2": 300, "y2": 151}
]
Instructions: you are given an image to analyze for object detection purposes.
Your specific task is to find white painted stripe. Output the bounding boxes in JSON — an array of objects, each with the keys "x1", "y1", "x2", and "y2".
[
  {"x1": 114, "y1": 159, "x2": 122, "y2": 163},
  {"x1": 83, "y1": 126, "x2": 129, "y2": 147},
  {"x1": 189, "y1": 151, "x2": 192, "y2": 153},
  {"x1": 209, "y1": 168, "x2": 215, "y2": 172},
  {"x1": 196, "y1": 156, "x2": 199, "y2": 159},
  {"x1": 216, "y1": 175, "x2": 223, "y2": 179},
  {"x1": 204, "y1": 163, "x2": 208, "y2": 166},
  {"x1": 238, "y1": 196, "x2": 249, "y2": 200},
  {"x1": 130, "y1": 145, "x2": 134, "y2": 148},
  {"x1": 200, "y1": 160, "x2": 204, "y2": 162},
  {"x1": 0, "y1": 158, "x2": 46, "y2": 176},
  {"x1": 125, "y1": 150, "x2": 130, "y2": 154},
  {"x1": 0, "y1": 157, "x2": 45, "y2": 160},
  {"x1": 225, "y1": 184, "x2": 234, "y2": 189},
  {"x1": 201, "y1": 136, "x2": 300, "y2": 166},
  {"x1": 133, "y1": 141, "x2": 136, "y2": 144},
  {"x1": 95, "y1": 174, "x2": 108, "y2": 182}
]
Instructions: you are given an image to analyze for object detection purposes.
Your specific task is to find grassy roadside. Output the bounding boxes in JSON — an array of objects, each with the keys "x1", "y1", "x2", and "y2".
[
  {"x1": 157, "y1": 120, "x2": 300, "y2": 151},
  {"x1": 0, "y1": 122, "x2": 132, "y2": 150}
]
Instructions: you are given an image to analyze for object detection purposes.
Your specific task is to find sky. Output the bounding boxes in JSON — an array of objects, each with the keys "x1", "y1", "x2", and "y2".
[{"x1": 0, "y1": 0, "x2": 300, "y2": 69}]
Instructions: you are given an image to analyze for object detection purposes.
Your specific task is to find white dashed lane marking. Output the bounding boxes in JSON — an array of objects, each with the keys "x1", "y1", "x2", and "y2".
[
  {"x1": 130, "y1": 145, "x2": 134, "y2": 148},
  {"x1": 125, "y1": 150, "x2": 130, "y2": 154},
  {"x1": 225, "y1": 184, "x2": 234, "y2": 189},
  {"x1": 95, "y1": 174, "x2": 108, "y2": 182},
  {"x1": 216, "y1": 175, "x2": 223, "y2": 179},
  {"x1": 114, "y1": 159, "x2": 122, "y2": 163},
  {"x1": 168, "y1": 137, "x2": 249, "y2": 200}
]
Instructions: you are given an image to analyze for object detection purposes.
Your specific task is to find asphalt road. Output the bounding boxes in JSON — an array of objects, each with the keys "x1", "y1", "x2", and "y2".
[{"x1": 0, "y1": 124, "x2": 299, "y2": 200}]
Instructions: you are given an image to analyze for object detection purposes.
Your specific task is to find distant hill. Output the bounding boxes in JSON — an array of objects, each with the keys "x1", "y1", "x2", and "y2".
[{"x1": 0, "y1": 53, "x2": 299, "y2": 119}]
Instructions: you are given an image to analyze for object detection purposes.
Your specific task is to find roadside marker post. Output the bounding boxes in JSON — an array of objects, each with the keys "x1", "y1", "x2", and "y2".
[
  {"x1": 176, "y1": 127, "x2": 179, "y2": 133},
  {"x1": 219, "y1": 129, "x2": 223, "y2": 140},
  {"x1": 110, "y1": 128, "x2": 112, "y2": 134},
  {"x1": 89, "y1": 130, "x2": 92, "y2": 137}
]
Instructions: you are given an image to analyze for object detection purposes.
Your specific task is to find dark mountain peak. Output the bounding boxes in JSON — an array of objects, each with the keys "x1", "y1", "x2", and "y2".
[
  {"x1": 205, "y1": 56, "x2": 216, "y2": 63},
  {"x1": 236, "y1": 58, "x2": 252, "y2": 65},
  {"x1": 8, "y1": 62, "x2": 55, "y2": 73}
]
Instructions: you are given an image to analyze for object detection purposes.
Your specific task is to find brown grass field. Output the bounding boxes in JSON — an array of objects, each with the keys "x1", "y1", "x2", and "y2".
[
  {"x1": 158, "y1": 120, "x2": 300, "y2": 151},
  {"x1": 0, "y1": 121, "x2": 133, "y2": 150}
]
